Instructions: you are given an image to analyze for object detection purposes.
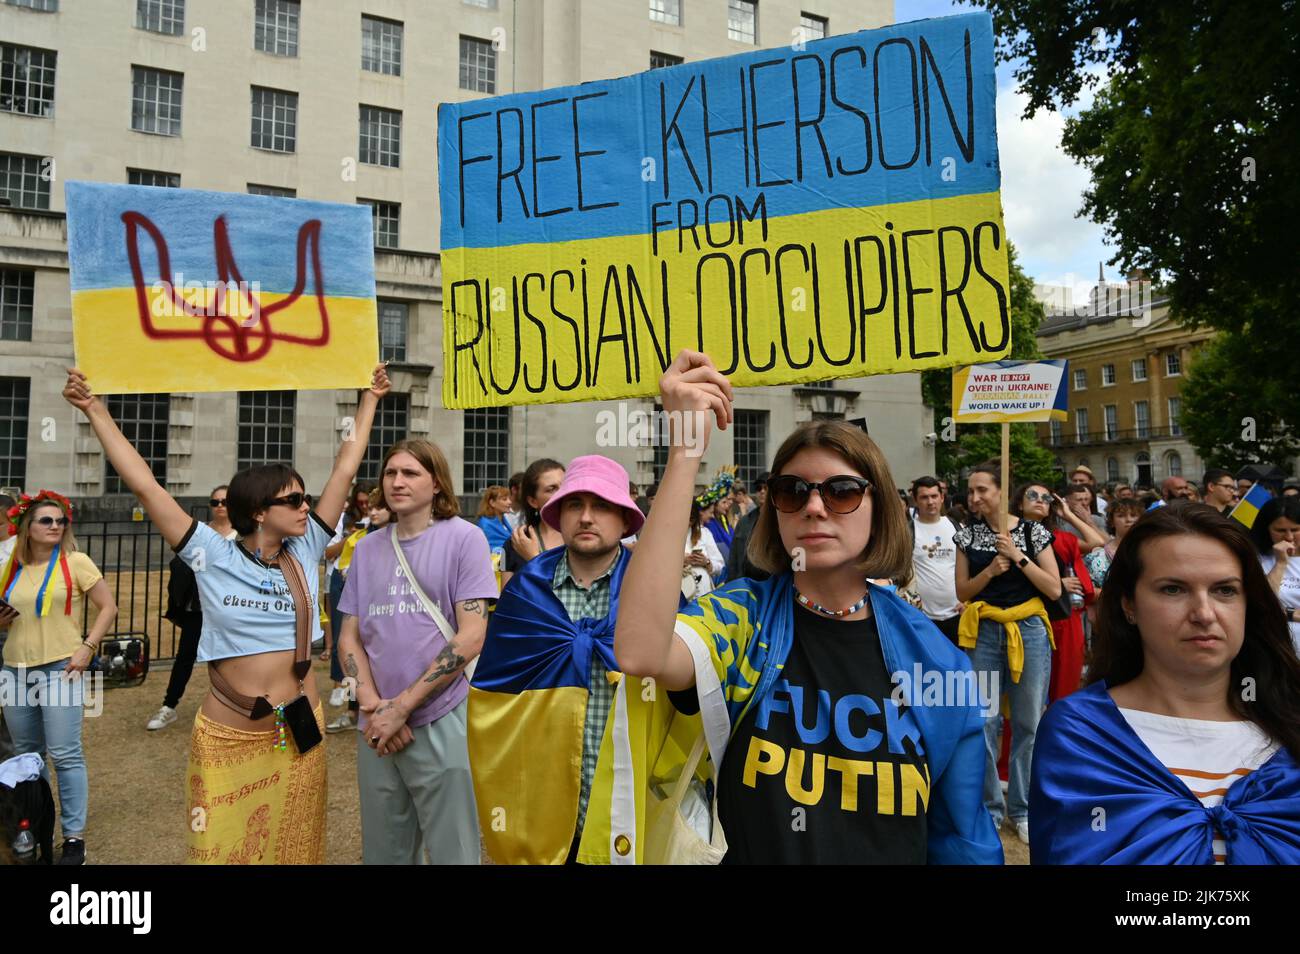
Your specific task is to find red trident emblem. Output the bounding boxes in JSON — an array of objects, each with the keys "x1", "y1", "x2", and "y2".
[{"x1": 123, "y1": 211, "x2": 332, "y2": 362}]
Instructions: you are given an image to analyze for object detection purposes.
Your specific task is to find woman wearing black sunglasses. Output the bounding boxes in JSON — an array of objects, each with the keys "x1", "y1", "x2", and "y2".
[
  {"x1": 603, "y1": 351, "x2": 1001, "y2": 865},
  {"x1": 63, "y1": 364, "x2": 389, "y2": 864}
]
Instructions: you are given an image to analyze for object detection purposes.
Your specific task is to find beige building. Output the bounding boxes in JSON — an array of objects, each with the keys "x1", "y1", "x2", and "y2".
[
  {"x1": 1033, "y1": 277, "x2": 1214, "y2": 490},
  {"x1": 1, "y1": 0, "x2": 941, "y2": 510}
]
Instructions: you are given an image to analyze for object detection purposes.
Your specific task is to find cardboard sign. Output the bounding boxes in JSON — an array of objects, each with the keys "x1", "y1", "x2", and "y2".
[
  {"x1": 951, "y1": 359, "x2": 1069, "y2": 423},
  {"x1": 437, "y1": 12, "x2": 1011, "y2": 409},
  {"x1": 66, "y1": 182, "x2": 378, "y2": 394}
]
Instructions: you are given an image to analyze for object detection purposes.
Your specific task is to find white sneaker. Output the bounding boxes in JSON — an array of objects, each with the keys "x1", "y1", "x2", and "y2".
[
  {"x1": 146, "y1": 705, "x2": 177, "y2": 731},
  {"x1": 328, "y1": 687, "x2": 346, "y2": 708},
  {"x1": 1015, "y1": 819, "x2": 1030, "y2": 844},
  {"x1": 325, "y1": 713, "x2": 355, "y2": 734}
]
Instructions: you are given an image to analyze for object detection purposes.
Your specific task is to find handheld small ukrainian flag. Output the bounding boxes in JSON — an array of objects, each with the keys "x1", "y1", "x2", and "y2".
[{"x1": 1228, "y1": 481, "x2": 1271, "y2": 529}]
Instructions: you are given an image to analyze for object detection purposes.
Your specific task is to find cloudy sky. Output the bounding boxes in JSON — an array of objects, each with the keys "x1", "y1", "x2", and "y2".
[{"x1": 896, "y1": 0, "x2": 1117, "y2": 304}]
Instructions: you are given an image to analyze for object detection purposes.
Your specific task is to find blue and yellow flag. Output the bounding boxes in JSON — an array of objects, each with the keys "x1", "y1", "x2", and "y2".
[
  {"x1": 437, "y1": 13, "x2": 1011, "y2": 408},
  {"x1": 468, "y1": 545, "x2": 630, "y2": 864},
  {"x1": 1228, "y1": 481, "x2": 1272, "y2": 529},
  {"x1": 65, "y1": 182, "x2": 378, "y2": 394}
]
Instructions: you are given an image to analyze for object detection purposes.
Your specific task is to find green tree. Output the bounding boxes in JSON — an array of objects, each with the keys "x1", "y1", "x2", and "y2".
[
  {"x1": 922, "y1": 241, "x2": 1057, "y2": 485},
  {"x1": 973, "y1": 0, "x2": 1300, "y2": 452},
  {"x1": 1180, "y1": 332, "x2": 1300, "y2": 469}
]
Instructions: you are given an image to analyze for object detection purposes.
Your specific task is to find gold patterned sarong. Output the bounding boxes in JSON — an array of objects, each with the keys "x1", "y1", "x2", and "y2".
[{"x1": 185, "y1": 704, "x2": 326, "y2": 864}]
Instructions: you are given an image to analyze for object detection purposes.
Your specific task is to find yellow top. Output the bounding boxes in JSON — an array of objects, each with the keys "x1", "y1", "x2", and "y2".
[
  {"x1": 957, "y1": 597, "x2": 1055, "y2": 684},
  {"x1": 3, "y1": 551, "x2": 103, "y2": 667}
]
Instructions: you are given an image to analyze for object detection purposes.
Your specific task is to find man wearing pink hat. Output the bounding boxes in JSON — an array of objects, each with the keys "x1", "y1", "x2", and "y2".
[{"x1": 468, "y1": 455, "x2": 645, "y2": 863}]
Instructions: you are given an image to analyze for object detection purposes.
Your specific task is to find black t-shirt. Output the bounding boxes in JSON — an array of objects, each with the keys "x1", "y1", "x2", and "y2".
[
  {"x1": 673, "y1": 604, "x2": 930, "y2": 864},
  {"x1": 953, "y1": 517, "x2": 1054, "y2": 608}
]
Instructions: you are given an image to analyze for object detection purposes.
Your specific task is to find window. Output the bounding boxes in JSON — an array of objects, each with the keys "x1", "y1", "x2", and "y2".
[
  {"x1": 1, "y1": 269, "x2": 34, "y2": 341},
  {"x1": 1106, "y1": 457, "x2": 1120, "y2": 483},
  {"x1": 1165, "y1": 351, "x2": 1182, "y2": 376},
  {"x1": 728, "y1": 0, "x2": 757, "y2": 43},
  {"x1": 459, "y1": 36, "x2": 496, "y2": 93},
  {"x1": 254, "y1": 0, "x2": 299, "y2": 57},
  {"x1": 1101, "y1": 363, "x2": 1115, "y2": 386},
  {"x1": 1131, "y1": 358, "x2": 1147, "y2": 382},
  {"x1": 651, "y1": 402, "x2": 670, "y2": 481},
  {"x1": 733, "y1": 409, "x2": 768, "y2": 488},
  {"x1": 1103, "y1": 405, "x2": 1117, "y2": 441},
  {"x1": 1072, "y1": 368, "x2": 1086, "y2": 391},
  {"x1": 799, "y1": 13, "x2": 827, "y2": 43},
  {"x1": 4, "y1": 0, "x2": 58, "y2": 10},
  {"x1": 1134, "y1": 400, "x2": 1149, "y2": 438},
  {"x1": 463, "y1": 407, "x2": 510, "y2": 494},
  {"x1": 359, "y1": 105, "x2": 401, "y2": 167},
  {"x1": 251, "y1": 86, "x2": 297, "y2": 153},
  {"x1": 0, "y1": 152, "x2": 51, "y2": 210},
  {"x1": 1049, "y1": 420, "x2": 1062, "y2": 446},
  {"x1": 136, "y1": 0, "x2": 183, "y2": 35},
  {"x1": 359, "y1": 199, "x2": 400, "y2": 249},
  {"x1": 1, "y1": 43, "x2": 56, "y2": 117},
  {"x1": 105, "y1": 394, "x2": 169, "y2": 493},
  {"x1": 237, "y1": 391, "x2": 295, "y2": 469},
  {"x1": 361, "y1": 393, "x2": 410, "y2": 481},
  {"x1": 650, "y1": 51, "x2": 683, "y2": 70},
  {"x1": 1168, "y1": 397, "x2": 1182, "y2": 437},
  {"x1": 131, "y1": 65, "x2": 183, "y2": 136},
  {"x1": 1074, "y1": 408, "x2": 1089, "y2": 443},
  {"x1": 247, "y1": 183, "x2": 295, "y2": 197},
  {"x1": 649, "y1": 0, "x2": 680, "y2": 25},
  {"x1": 361, "y1": 15, "x2": 402, "y2": 75},
  {"x1": 128, "y1": 168, "x2": 179, "y2": 188},
  {"x1": 1165, "y1": 451, "x2": 1182, "y2": 478},
  {"x1": 0, "y1": 377, "x2": 29, "y2": 488},
  {"x1": 378, "y1": 300, "x2": 408, "y2": 362}
]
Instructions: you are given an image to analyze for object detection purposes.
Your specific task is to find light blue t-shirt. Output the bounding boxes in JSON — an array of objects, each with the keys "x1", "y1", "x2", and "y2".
[{"x1": 176, "y1": 515, "x2": 330, "y2": 663}]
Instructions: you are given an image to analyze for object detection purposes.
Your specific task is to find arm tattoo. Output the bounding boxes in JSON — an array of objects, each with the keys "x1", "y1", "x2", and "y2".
[
  {"x1": 461, "y1": 598, "x2": 488, "y2": 618},
  {"x1": 344, "y1": 654, "x2": 358, "y2": 678},
  {"x1": 424, "y1": 643, "x2": 467, "y2": 683},
  {"x1": 374, "y1": 702, "x2": 394, "y2": 716}
]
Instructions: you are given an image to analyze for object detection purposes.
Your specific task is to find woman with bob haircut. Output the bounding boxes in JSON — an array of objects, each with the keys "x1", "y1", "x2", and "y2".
[
  {"x1": 1248, "y1": 496, "x2": 1300, "y2": 653},
  {"x1": 62, "y1": 363, "x2": 390, "y2": 864},
  {"x1": 602, "y1": 351, "x2": 1000, "y2": 865},
  {"x1": 1030, "y1": 504, "x2": 1300, "y2": 864}
]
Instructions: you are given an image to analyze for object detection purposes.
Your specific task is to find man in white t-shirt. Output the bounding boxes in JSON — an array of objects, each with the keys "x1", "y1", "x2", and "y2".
[{"x1": 909, "y1": 477, "x2": 964, "y2": 644}]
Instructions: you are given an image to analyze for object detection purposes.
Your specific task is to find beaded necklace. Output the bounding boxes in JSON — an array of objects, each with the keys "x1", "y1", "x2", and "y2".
[{"x1": 795, "y1": 587, "x2": 870, "y2": 618}]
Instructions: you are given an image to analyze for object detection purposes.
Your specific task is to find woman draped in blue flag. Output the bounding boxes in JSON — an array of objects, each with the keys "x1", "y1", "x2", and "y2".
[
  {"x1": 602, "y1": 350, "x2": 1001, "y2": 864},
  {"x1": 1030, "y1": 504, "x2": 1300, "y2": 864}
]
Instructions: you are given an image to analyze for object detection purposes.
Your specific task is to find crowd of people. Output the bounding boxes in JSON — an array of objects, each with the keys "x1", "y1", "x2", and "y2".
[{"x1": 0, "y1": 351, "x2": 1297, "y2": 866}]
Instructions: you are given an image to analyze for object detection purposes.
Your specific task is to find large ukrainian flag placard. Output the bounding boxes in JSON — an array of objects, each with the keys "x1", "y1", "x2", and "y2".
[
  {"x1": 437, "y1": 12, "x2": 1010, "y2": 409},
  {"x1": 66, "y1": 182, "x2": 378, "y2": 394}
]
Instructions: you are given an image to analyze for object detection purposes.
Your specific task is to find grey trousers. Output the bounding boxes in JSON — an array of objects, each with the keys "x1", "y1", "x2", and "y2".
[{"x1": 356, "y1": 699, "x2": 480, "y2": 865}]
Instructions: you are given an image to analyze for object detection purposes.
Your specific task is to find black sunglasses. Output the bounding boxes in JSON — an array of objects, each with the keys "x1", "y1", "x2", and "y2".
[
  {"x1": 33, "y1": 515, "x2": 70, "y2": 528},
  {"x1": 768, "y1": 475, "x2": 873, "y2": 514},
  {"x1": 209, "y1": 498, "x2": 227, "y2": 507},
  {"x1": 265, "y1": 492, "x2": 313, "y2": 510}
]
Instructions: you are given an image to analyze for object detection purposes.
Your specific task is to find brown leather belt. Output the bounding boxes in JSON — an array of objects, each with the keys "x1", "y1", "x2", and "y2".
[{"x1": 207, "y1": 548, "x2": 314, "y2": 720}]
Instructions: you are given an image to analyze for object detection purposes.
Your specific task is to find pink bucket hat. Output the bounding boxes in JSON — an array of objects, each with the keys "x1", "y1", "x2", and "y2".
[{"x1": 540, "y1": 455, "x2": 645, "y2": 536}]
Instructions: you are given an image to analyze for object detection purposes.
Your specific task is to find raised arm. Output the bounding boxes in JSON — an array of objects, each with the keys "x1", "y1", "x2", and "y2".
[
  {"x1": 315, "y1": 364, "x2": 390, "y2": 531},
  {"x1": 615, "y1": 350, "x2": 733, "y2": 691},
  {"x1": 63, "y1": 368, "x2": 192, "y2": 548},
  {"x1": 1055, "y1": 496, "x2": 1108, "y2": 553}
]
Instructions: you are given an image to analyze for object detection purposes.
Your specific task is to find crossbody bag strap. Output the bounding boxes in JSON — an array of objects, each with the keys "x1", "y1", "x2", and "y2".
[{"x1": 389, "y1": 525, "x2": 457, "y2": 643}]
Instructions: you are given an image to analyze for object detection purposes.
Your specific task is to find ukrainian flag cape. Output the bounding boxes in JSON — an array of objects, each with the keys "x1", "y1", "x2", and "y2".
[
  {"x1": 577, "y1": 575, "x2": 1004, "y2": 864},
  {"x1": 468, "y1": 544, "x2": 630, "y2": 864},
  {"x1": 1030, "y1": 681, "x2": 1300, "y2": 864}
]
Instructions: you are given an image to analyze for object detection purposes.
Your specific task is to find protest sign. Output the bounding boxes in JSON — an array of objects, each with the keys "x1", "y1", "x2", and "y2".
[
  {"x1": 437, "y1": 12, "x2": 1010, "y2": 409},
  {"x1": 65, "y1": 182, "x2": 378, "y2": 394},
  {"x1": 951, "y1": 359, "x2": 1068, "y2": 423}
]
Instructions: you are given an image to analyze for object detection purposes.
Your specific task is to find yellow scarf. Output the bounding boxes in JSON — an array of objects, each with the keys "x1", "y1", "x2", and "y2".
[{"x1": 957, "y1": 598, "x2": 1054, "y2": 683}]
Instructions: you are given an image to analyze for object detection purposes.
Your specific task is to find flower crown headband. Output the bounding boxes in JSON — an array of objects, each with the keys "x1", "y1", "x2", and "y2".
[
  {"x1": 695, "y1": 466, "x2": 738, "y2": 508},
  {"x1": 5, "y1": 489, "x2": 74, "y2": 539}
]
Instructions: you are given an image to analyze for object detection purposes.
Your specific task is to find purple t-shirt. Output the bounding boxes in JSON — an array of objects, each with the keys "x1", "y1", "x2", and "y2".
[{"x1": 337, "y1": 517, "x2": 498, "y2": 730}]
